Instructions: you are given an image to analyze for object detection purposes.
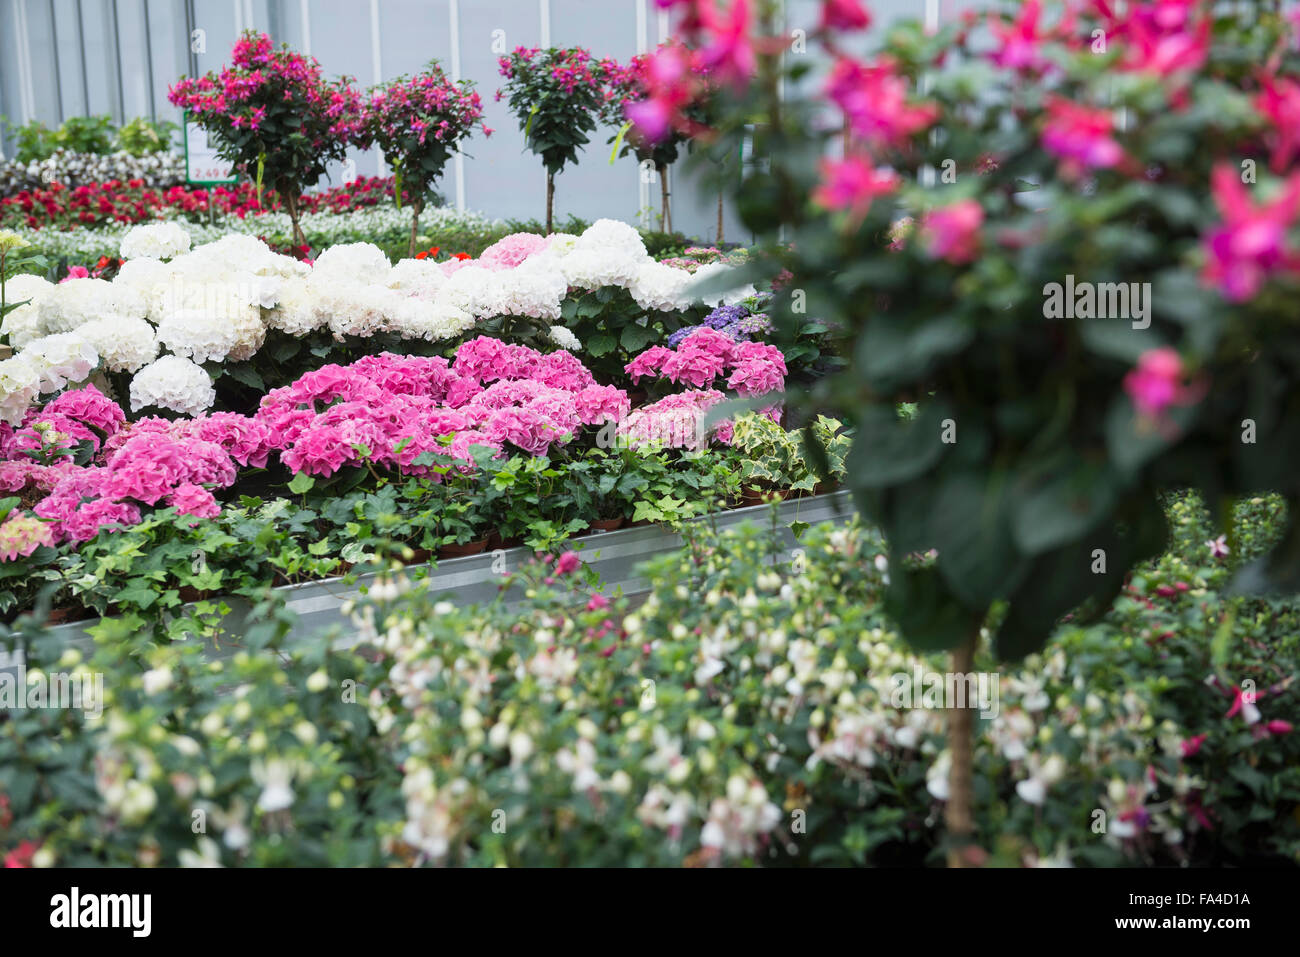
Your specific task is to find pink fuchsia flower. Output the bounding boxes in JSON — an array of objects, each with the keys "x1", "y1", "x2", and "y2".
[
  {"x1": 987, "y1": 0, "x2": 1063, "y2": 74},
  {"x1": 170, "y1": 482, "x2": 221, "y2": 520},
  {"x1": 1265, "y1": 720, "x2": 1293, "y2": 736},
  {"x1": 826, "y1": 56, "x2": 938, "y2": 150},
  {"x1": 1254, "y1": 75, "x2": 1300, "y2": 174},
  {"x1": 1202, "y1": 163, "x2": 1300, "y2": 302},
  {"x1": 555, "y1": 550, "x2": 582, "y2": 576},
  {"x1": 698, "y1": 0, "x2": 756, "y2": 89},
  {"x1": 1040, "y1": 95, "x2": 1126, "y2": 178},
  {"x1": 920, "y1": 199, "x2": 984, "y2": 264},
  {"x1": 1123, "y1": 348, "x2": 1197, "y2": 421},
  {"x1": 0, "y1": 512, "x2": 55, "y2": 561},
  {"x1": 1225, "y1": 685, "x2": 1262, "y2": 725},
  {"x1": 1180, "y1": 733, "x2": 1208, "y2": 758},
  {"x1": 1121, "y1": 5, "x2": 1210, "y2": 78},
  {"x1": 1206, "y1": 535, "x2": 1229, "y2": 558},
  {"x1": 819, "y1": 0, "x2": 871, "y2": 33},
  {"x1": 586, "y1": 593, "x2": 610, "y2": 611},
  {"x1": 812, "y1": 156, "x2": 900, "y2": 223}
]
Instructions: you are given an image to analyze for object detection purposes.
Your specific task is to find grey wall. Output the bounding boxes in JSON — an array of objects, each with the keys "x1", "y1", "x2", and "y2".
[{"x1": 1, "y1": 0, "x2": 981, "y2": 240}]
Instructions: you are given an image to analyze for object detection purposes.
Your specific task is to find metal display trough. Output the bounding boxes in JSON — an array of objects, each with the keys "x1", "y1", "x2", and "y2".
[{"x1": 1, "y1": 491, "x2": 856, "y2": 672}]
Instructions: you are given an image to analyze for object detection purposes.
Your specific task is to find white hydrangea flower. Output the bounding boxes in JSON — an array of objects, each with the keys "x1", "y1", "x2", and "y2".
[
  {"x1": 559, "y1": 247, "x2": 644, "y2": 290},
  {"x1": 265, "y1": 277, "x2": 326, "y2": 336},
  {"x1": 494, "y1": 268, "x2": 567, "y2": 320},
  {"x1": 37, "y1": 277, "x2": 147, "y2": 334},
  {"x1": 576, "y1": 218, "x2": 648, "y2": 260},
  {"x1": 129, "y1": 355, "x2": 216, "y2": 415},
  {"x1": 544, "y1": 233, "x2": 579, "y2": 257},
  {"x1": 157, "y1": 302, "x2": 266, "y2": 363},
  {"x1": 387, "y1": 258, "x2": 447, "y2": 299},
  {"x1": 114, "y1": 257, "x2": 175, "y2": 318},
  {"x1": 440, "y1": 265, "x2": 502, "y2": 319},
  {"x1": 0, "y1": 303, "x2": 44, "y2": 349},
  {"x1": 18, "y1": 332, "x2": 99, "y2": 393},
  {"x1": 307, "y1": 278, "x2": 391, "y2": 339},
  {"x1": 547, "y1": 325, "x2": 581, "y2": 351},
  {"x1": 3, "y1": 273, "x2": 54, "y2": 311},
  {"x1": 120, "y1": 221, "x2": 192, "y2": 261},
  {"x1": 311, "y1": 242, "x2": 392, "y2": 285},
  {"x1": 76, "y1": 316, "x2": 160, "y2": 372},
  {"x1": 629, "y1": 261, "x2": 695, "y2": 312},
  {"x1": 386, "y1": 298, "x2": 474, "y2": 342},
  {"x1": 0, "y1": 353, "x2": 42, "y2": 425}
]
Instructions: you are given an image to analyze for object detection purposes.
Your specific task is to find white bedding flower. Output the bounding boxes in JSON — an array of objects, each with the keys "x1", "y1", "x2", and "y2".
[
  {"x1": 311, "y1": 242, "x2": 391, "y2": 284},
  {"x1": 129, "y1": 355, "x2": 215, "y2": 415},
  {"x1": 120, "y1": 221, "x2": 192, "y2": 261},
  {"x1": 19, "y1": 332, "x2": 99, "y2": 392},
  {"x1": 76, "y1": 316, "x2": 159, "y2": 372}
]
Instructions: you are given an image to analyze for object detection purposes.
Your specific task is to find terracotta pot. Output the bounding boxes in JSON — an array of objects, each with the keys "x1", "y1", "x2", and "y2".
[
  {"x1": 404, "y1": 547, "x2": 433, "y2": 565},
  {"x1": 437, "y1": 538, "x2": 489, "y2": 559},
  {"x1": 485, "y1": 529, "x2": 502, "y2": 550},
  {"x1": 46, "y1": 607, "x2": 77, "y2": 625},
  {"x1": 498, "y1": 534, "x2": 525, "y2": 549},
  {"x1": 588, "y1": 517, "x2": 625, "y2": 533},
  {"x1": 177, "y1": 585, "x2": 210, "y2": 603},
  {"x1": 629, "y1": 517, "x2": 654, "y2": 527}
]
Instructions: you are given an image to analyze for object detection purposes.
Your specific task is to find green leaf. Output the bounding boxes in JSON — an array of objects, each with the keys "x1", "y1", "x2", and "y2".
[
  {"x1": 288, "y1": 473, "x2": 316, "y2": 495},
  {"x1": 586, "y1": 333, "x2": 618, "y2": 357},
  {"x1": 882, "y1": 565, "x2": 979, "y2": 653}
]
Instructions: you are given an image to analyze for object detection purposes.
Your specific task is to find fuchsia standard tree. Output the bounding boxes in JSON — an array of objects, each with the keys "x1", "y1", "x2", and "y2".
[
  {"x1": 602, "y1": 41, "x2": 715, "y2": 233},
  {"x1": 497, "y1": 47, "x2": 621, "y2": 232},
  {"x1": 360, "y1": 62, "x2": 491, "y2": 258},
  {"x1": 168, "y1": 31, "x2": 365, "y2": 248},
  {"x1": 638, "y1": 0, "x2": 1300, "y2": 867}
]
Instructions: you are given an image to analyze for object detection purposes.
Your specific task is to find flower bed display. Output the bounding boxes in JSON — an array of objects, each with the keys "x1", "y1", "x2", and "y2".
[
  {"x1": 2, "y1": 499, "x2": 1295, "y2": 868},
  {"x1": 0, "y1": 217, "x2": 839, "y2": 624}
]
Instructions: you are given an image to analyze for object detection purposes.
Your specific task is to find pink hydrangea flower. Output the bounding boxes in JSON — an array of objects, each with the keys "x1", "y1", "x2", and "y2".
[
  {"x1": 0, "y1": 512, "x2": 54, "y2": 562},
  {"x1": 170, "y1": 482, "x2": 222, "y2": 520}
]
